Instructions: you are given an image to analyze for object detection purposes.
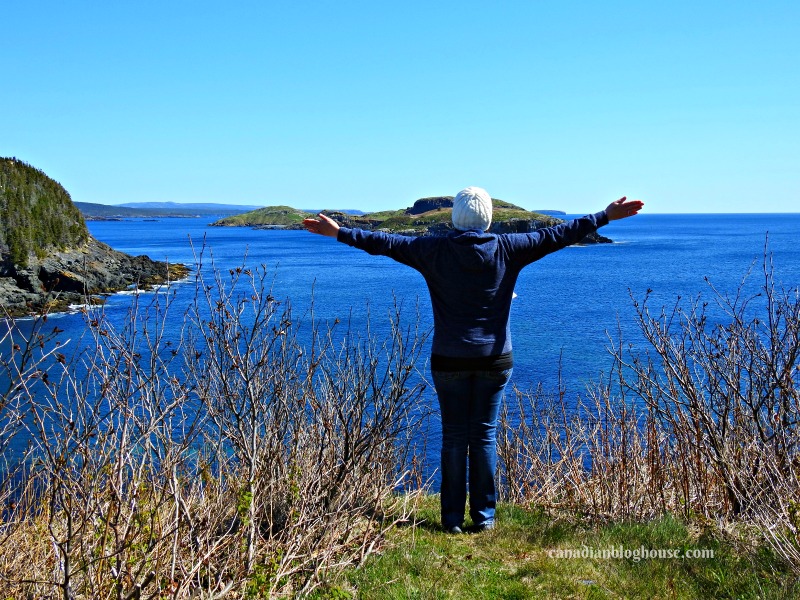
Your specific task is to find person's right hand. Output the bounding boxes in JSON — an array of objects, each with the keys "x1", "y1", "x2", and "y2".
[
  {"x1": 605, "y1": 197, "x2": 644, "y2": 221},
  {"x1": 302, "y1": 213, "x2": 341, "y2": 238}
]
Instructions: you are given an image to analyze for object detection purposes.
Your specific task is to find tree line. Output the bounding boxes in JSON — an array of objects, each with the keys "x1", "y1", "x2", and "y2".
[{"x1": 0, "y1": 157, "x2": 88, "y2": 267}]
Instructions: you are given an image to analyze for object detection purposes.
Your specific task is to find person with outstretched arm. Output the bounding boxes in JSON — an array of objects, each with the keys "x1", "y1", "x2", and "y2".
[{"x1": 303, "y1": 188, "x2": 643, "y2": 533}]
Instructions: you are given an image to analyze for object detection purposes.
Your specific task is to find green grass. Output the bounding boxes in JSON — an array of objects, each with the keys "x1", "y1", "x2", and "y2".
[{"x1": 310, "y1": 497, "x2": 799, "y2": 599}]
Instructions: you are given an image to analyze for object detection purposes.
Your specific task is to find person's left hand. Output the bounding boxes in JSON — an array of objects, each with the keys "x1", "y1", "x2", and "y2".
[
  {"x1": 605, "y1": 197, "x2": 644, "y2": 221},
  {"x1": 302, "y1": 213, "x2": 340, "y2": 237}
]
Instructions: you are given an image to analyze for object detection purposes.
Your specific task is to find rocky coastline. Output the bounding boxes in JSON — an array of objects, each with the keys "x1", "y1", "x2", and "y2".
[{"x1": 0, "y1": 238, "x2": 189, "y2": 318}]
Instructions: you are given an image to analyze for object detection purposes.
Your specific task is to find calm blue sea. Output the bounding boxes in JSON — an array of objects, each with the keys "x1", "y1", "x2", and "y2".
[{"x1": 5, "y1": 213, "x2": 800, "y2": 476}]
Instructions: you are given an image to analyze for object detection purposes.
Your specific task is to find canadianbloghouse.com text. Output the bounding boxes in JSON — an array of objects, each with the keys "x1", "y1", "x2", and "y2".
[{"x1": 548, "y1": 546, "x2": 715, "y2": 563}]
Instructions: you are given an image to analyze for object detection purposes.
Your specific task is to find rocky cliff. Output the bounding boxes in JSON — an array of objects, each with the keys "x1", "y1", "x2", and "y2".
[{"x1": 0, "y1": 158, "x2": 188, "y2": 317}]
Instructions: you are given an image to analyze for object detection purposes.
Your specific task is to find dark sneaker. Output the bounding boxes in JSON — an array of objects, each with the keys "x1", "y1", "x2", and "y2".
[{"x1": 445, "y1": 525, "x2": 463, "y2": 534}]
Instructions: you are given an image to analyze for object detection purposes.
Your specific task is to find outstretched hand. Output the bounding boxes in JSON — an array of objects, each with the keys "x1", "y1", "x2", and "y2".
[
  {"x1": 302, "y1": 213, "x2": 340, "y2": 238},
  {"x1": 605, "y1": 197, "x2": 644, "y2": 221}
]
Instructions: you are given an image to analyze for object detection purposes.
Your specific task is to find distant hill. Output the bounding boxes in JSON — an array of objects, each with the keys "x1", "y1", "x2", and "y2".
[
  {"x1": 77, "y1": 201, "x2": 262, "y2": 219},
  {"x1": 75, "y1": 202, "x2": 169, "y2": 218},
  {"x1": 120, "y1": 201, "x2": 262, "y2": 213},
  {"x1": 534, "y1": 209, "x2": 567, "y2": 216}
]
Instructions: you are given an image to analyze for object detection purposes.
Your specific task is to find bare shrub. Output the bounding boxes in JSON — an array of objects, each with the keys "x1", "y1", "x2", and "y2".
[
  {"x1": 497, "y1": 371, "x2": 666, "y2": 521},
  {"x1": 498, "y1": 251, "x2": 800, "y2": 570},
  {"x1": 0, "y1": 256, "x2": 429, "y2": 598},
  {"x1": 1, "y1": 310, "x2": 63, "y2": 514},
  {"x1": 182, "y1": 259, "x2": 430, "y2": 596}
]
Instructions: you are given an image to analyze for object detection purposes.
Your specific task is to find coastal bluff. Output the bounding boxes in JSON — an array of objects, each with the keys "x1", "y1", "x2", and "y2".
[
  {"x1": 212, "y1": 196, "x2": 612, "y2": 244},
  {"x1": 0, "y1": 158, "x2": 187, "y2": 317}
]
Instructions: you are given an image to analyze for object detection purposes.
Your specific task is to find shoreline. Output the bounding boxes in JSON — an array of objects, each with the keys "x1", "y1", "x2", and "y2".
[
  {"x1": 1, "y1": 239, "x2": 190, "y2": 319},
  {"x1": 11, "y1": 270, "x2": 195, "y2": 321}
]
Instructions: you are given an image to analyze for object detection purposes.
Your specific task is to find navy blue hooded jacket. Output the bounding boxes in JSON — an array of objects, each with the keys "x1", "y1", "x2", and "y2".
[{"x1": 336, "y1": 211, "x2": 609, "y2": 362}]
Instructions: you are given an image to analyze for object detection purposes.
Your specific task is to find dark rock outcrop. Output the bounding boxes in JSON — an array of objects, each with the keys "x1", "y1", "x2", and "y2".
[
  {"x1": 0, "y1": 238, "x2": 188, "y2": 317},
  {"x1": 406, "y1": 197, "x2": 454, "y2": 215}
]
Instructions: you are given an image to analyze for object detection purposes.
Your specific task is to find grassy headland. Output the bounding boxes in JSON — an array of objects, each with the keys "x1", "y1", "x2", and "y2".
[
  {"x1": 212, "y1": 204, "x2": 313, "y2": 228},
  {"x1": 210, "y1": 197, "x2": 565, "y2": 236}
]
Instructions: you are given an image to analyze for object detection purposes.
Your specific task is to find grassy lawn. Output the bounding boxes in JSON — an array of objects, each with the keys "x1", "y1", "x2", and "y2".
[{"x1": 310, "y1": 497, "x2": 799, "y2": 599}]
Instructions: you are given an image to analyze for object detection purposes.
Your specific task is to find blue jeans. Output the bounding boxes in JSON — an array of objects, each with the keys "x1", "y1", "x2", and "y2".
[{"x1": 432, "y1": 368, "x2": 512, "y2": 529}]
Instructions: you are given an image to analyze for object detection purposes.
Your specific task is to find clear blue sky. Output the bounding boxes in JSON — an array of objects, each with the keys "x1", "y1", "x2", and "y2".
[{"x1": 2, "y1": 1, "x2": 798, "y2": 213}]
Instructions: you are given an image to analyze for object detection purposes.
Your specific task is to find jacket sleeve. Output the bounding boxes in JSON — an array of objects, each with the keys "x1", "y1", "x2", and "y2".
[
  {"x1": 336, "y1": 227, "x2": 423, "y2": 268},
  {"x1": 507, "y1": 211, "x2": 609, "y2": 265}
]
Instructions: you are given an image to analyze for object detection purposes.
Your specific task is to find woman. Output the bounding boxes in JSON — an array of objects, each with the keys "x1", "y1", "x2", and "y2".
[{"x1": 303, "y1": 188, "x2": 643, "y2": 533}]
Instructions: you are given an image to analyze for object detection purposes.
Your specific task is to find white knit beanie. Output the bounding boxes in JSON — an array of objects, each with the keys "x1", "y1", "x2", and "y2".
[{"x1": 452, "y1": 186, "x2": 492, "y2": 231}]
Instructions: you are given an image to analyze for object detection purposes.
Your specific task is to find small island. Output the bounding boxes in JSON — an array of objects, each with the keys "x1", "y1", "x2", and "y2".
[
  {"x1": 0, "y1": 158, "x2": 188, "y2": 317},
  {"x1": 211, "y1": 197, "x2": 612, "y2": 243}
]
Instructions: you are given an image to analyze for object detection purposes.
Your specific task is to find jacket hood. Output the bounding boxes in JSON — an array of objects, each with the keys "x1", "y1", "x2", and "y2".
[{"x1": 447, "y1": 229, "x2": 497, "y2": 271}]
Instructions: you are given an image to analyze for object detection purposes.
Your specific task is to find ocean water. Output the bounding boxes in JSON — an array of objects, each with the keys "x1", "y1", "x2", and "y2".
[
  {"x1": 81, "y1": 213, "x2": 800, "y2": 390},
  {"x1": 4, "y1": 213, "x2": 800, "y2": 474}
]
